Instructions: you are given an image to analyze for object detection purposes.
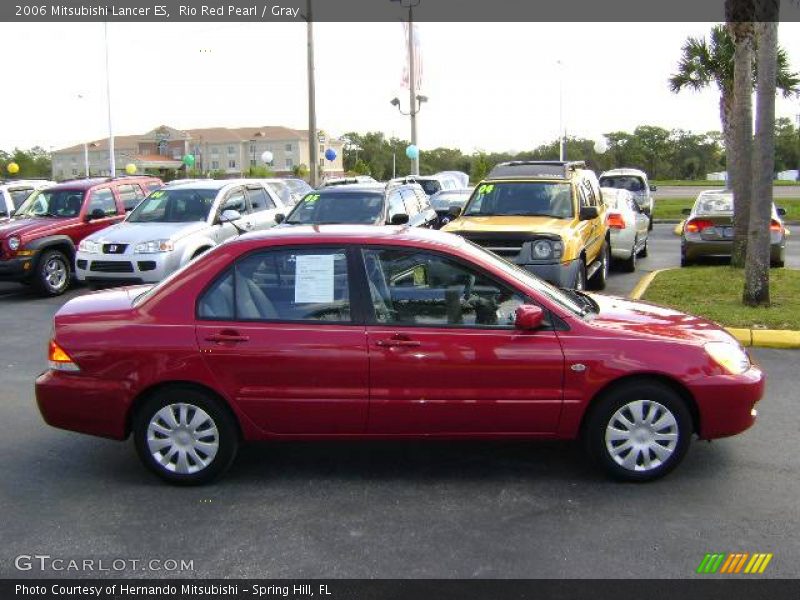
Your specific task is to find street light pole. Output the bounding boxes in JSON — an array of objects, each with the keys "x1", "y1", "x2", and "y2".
[
  {"x1": 557, "y1": 59, "x2": 565, "y2": 161},
  {"x1": 407, "y1": 3, "x2": 419, "y2": 175},
  {"x1": 77, "y1": 94, "x2": 90, "y2": 177},
  {"x1": 103, "y1": 22, "x2": 115, "y2": 177},
  {"x1": 306, "y1": 0, "x2": 319, "y2": 187}
]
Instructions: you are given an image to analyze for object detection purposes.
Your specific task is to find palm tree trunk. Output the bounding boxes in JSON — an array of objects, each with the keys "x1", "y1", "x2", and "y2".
[
  {"x1": 728, "y1": 21, "x2": 754, "y2": 268},
  {"x1": 743, "y1": 10, "x2": 778, "y2": 307}
]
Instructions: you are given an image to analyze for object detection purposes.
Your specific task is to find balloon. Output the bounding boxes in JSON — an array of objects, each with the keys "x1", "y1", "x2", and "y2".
[
  {"x1": 324, "y1": 148, "x2": 337, "y2": 162},
  {"x1": 405, "y1": 145, "x2": 419, "y2": 160},
  {"x1": 261, "y1": 150, "x2": 274, "y2": 164},
  {"x1": 182, "y1": 154, "x2": 195, "y2": 167},
  {"x1": 124, "y1": 163, "x2": 137, "y2": 175},
  {"x1": 593, "y1": 138, "x2": 609, "y2": 154},
  {"x1": 7, "y1": 162, "x2": 19, "y2": 175}
]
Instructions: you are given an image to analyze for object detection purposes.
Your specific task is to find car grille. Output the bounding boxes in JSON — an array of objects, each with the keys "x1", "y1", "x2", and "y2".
[
  {"x1": 102, "y1": 243, "x2": 128, "y2": 254},
  {"x1": 89, "y1": 261, "x2": 134, "y2": 273},
  {"x1": 457, "y1": 233, "x2": 532, "y2": 258}
]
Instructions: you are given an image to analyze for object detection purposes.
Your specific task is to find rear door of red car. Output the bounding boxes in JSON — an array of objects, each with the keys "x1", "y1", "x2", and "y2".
[
  {"x1": 361, "y1": 246, "x2": 565, "y2": 435},
  {"x1": 195, "y1": 246, "x2": 370, "y2": 435}
]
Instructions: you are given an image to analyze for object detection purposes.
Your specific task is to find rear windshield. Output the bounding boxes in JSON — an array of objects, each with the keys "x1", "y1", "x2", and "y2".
[
  {"x1": 695, "y1": 194, "x2": 733, "y2": 215},
  {"x1": 599, "y1": 175, "x2": 645, "y2": 193},
  {"x1": 462, "y1": 182, "x2": 573, "y2": 219},
  {"x1": 14, "y1": 189, "x2": 86, "y2": 218},
  {"x1": 285, "y1": 192, "x2": 384, "y2": 225},
  {"x1": 416, "y1": 179, "x2": 441, "y2": 196},
  {"x1": 127, "y1": 188, "x2": 218, "y2": 223}
]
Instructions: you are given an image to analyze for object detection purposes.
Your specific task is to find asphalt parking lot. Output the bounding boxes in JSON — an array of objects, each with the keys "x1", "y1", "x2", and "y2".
[{"x1": 1, "y1": 224, "x2": 798, "y2": 579}]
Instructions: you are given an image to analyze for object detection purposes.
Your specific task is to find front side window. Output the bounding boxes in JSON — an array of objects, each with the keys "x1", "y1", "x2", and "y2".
[
  {"x1": 87, "y1": 188, "x2": 118, "y2": 217},
  {"x1": 362, "y1": 248, "x2": 528, "y2": 328},
  {"x1": 285, "y1": 192, "x2": 384, "y2": 225},
  {"x1": 198, "y1": 248, "x2": 351, "y2": 323},
  {"x1": 15, "y1": 189, "x2": 86, "y2": 218},
  {"x1": 127, "y1": 188, "x2": 218, "y2": 223},
  {"x1": 463, "y1": 182, "x2": 573, "y2": 219}
]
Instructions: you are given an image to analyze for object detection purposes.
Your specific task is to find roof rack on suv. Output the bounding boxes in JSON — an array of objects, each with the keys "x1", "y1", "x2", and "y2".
[{"x1": 487, "y1": 160, "x2": 587, "y2": 180}]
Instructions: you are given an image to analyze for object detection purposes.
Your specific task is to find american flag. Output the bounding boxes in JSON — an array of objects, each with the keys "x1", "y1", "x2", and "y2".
[{"x1": 401, "y1": 22, "x2": 423, "y2": 91}]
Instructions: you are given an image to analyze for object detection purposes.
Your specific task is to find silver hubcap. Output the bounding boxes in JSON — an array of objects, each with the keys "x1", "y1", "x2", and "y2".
[
  {"x1": 45, "y1": 258, "x2": 67, "y2": 290},
  {"x1": 605, "y1": 399, "x2": 679, "y2": 472},
  {"x1": 147, "y1": 403, "x2": 219, "y2": 474}
]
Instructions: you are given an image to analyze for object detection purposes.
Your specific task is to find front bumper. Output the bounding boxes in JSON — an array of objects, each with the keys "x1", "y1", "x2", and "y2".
[
  {"x1": 0, "y1": 255, "x2": 35, "y2": 281},
  {"x1": 75, "y1": 250, "x2": 178, "y2": 284},
  {"x1": 517, "y1": 259, "x2": 581, "y2": 288},
  {"x1": 694, "y1": 364, "x2": 765, "y2": 439}
]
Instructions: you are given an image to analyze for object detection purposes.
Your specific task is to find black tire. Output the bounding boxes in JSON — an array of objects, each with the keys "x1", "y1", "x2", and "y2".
[
  {"x1": 133, "y1": 386, "x2": 239, "y2": 485},
  {"x1": 573, "y1": 258, "x2": 586, "y2": 291},
  {"x1": 33, "y1": 249, "x2": 71, "y2": 296},
  {"x1": 588, "y1": 243, "x2": 609, "y2": 291},
  {"x1": 639, "y1": 238, "x2": 648, "y2": 258},
  {"x1": 648, "y1": 216, "x2": 654, "y2": 231},
  {"x1": 771, "y1": 248, "x2": 785, "y2": 268},
  {"x1": 680, "y1": 255, "x2": 692, "y2": 267},
  {"x1": 620, "y1": 239, "x2": 637, "y2": 273},
  {"x1": 583, "y1": 380, "x2": 692, "y2": 482}
]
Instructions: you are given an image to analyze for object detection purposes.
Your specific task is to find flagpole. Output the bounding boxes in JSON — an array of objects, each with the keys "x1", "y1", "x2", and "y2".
[
  {"x1": 306, "y1": 0, "x2": 319, "y2": 187},
  {"x1": 407, "y1": 3, "x2": 419, "y2": 175},
  {"x1": 104, "y1": 22, "x2": 116, "y2": 177}
]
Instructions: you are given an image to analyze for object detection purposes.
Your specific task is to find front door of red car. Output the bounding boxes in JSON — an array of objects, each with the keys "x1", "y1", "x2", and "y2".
[
  {"x1": 78, "y1": 187, "x2": 126, "y2": 243},
  {"x1": 361, "y1": 247, "x2": 565, "y2": 434},
  {"x1": 195, "y1": 247, "x2": 369, "y2": 434}
]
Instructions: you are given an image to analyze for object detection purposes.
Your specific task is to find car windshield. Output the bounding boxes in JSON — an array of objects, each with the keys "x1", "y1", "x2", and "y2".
[
  {"x1": 459, "y1": 239, "x2": 586, "y2": 317},
  {"x1": 463, "y1": 182, "x2": 573, "y2": 218},
  {"x1": 695, "y1": 193, "x2": 733, "y2": 215},
  {"x1": 285, "y1": 192, "x2": 384, "y2": 224},
  {"x1": 127, "y1": 188, "x2": 218, "y2": 223},
  {"x1": 283, "y1": 179, "x2": 313, "y2": 195},
  {"x1": 431, "y1": 191, "x2": 471, "y2": 209},
  {"x1": 416, "y1": 179, "x2": 441, "y2": 195},
  {"x1": 14, "y1": 189, "x2": 86, "y2": 218},
  {"x1": 599, "y1": 175, "x2": 645, "y2": 193}
]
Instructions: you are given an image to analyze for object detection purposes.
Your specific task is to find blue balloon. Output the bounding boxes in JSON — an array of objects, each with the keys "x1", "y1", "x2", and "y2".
[
  {"x1": 405, "y1": 144, "x2": 419, "y2": 160},
  {"x1": 324, "y1": 148, "x2": 337, "y2": 161}
]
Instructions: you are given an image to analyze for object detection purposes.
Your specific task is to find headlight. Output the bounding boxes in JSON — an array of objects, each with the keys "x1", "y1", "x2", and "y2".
[
  {"x1": 531, "y1": 239, "x2": 563, "y2": 260},
  {"x1": 705, "y1": 342, "x2": 750, "y2": 375},
  {"x1": 7, "y1": 236, "x2": 20, "y2": 251},
  {"x1": 78, "y1": 239, "x2": 100, "y2": 254},
  {"x1": 134, "y1": 240, "x2": 174, "y2": 254}
]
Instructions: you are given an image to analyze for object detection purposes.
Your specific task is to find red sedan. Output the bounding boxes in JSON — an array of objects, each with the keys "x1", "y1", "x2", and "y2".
[{"x1": 36, "y1": 226, "x2": 764, "y2": 484}]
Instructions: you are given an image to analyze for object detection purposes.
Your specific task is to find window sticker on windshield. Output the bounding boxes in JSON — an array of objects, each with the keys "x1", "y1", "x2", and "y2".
[
  {"x1": 483, "y1": 184, "x2": 494, "y2": 194},
  {"x1": 305, "y1": 194, "x2": 320, "y2": 203},
  {"x1": 294, "y1": 254, "x2": 335, "y2": 303},
  {"x1": 150, "y1": 191, "x2": 165, "y2": 198}
]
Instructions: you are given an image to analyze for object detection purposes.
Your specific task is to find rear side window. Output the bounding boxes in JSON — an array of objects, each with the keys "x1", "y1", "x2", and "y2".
[
  {"x1": 117, "y1": 184, "x2": 145, "y2": 211},
  {"x1": 198, "y1": 248, "x2": 351, "y2": 323},
  {"x1": 88, "y1": 188, "x2": 118, "y2": 217},
  {"x1": 146, "y1": 181, "x2": 162, "y2": 192},
  {"x1": 222, "y1": 190, "x2": 247, "y2": 214},
  {"x1": 400, "y1": 189, "x2": 419, "y2": 216},
  {"x1": 247, "y1": 186, "x2": 276, "y2": 212},
  {"x1": 387, "y1": 191, "x2": 406, "y2": 221}
]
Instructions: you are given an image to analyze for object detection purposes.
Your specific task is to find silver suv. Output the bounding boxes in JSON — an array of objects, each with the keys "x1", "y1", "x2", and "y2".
[
  {"x1": 598, "y1": 168, "x2": 656, "y2": 230},
  {"x1": 75, "y1": 179, "x2": 285, "y2": 286}
]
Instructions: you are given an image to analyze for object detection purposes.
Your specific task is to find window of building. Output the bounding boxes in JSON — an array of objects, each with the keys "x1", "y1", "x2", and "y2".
[
  {"x1": 319, "y1": 144, "x2": 324, "y2": 154},
  {"x1": 71, "y1": 169, "x2": 78, "y2": 176},
  {"x1": 211, "y1": 147, "x2": 219, "y2": 155},
  {"x1": 285, "y1": 158, "x2": 294, "y2": 170},
  {"x1": 228, "y1": 160, "x2": 237, "y2": 169},
  {"x1": 285, "y1": 143, "x2": 292, "y2": 152},
  {"x1": 250, "y1": 159, "x2": 257, "y2": 167},
  {"x1": 211, "y1": 161, "x2": 220, "y2": 170},
  {"x1": 249, "y1": 143, "x2": 256, "y2": 153},
  {"x1": 197, "y1": 248, "x2": 351, "y2": 323},
  {"x1": 227, "y1": 145, "x2": 235, "y2": 154}
]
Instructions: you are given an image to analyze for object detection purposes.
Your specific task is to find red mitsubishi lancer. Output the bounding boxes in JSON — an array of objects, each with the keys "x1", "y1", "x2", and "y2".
[{"x1": 36, "y1": 226, "x2": 764, "y2": 485}]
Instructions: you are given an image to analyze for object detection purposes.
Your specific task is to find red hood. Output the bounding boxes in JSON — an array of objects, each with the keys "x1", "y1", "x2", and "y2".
[
  {"x1": 586, "y1": 294, "x2": 738, "y2": 346},
  {"x1": 0, "y1": 216, "x2": 79, "y2": 241}
]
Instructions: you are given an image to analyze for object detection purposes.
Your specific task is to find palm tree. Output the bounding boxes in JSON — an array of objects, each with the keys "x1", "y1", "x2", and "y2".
[{"x1": 744, "y1": 3, "x2": 780, "y2": 307}]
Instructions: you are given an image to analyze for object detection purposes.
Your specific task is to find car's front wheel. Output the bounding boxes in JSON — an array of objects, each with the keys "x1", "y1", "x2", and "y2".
[
  {"x1": 33, "y1": 249, "x2": 71, "y2": 296},
  {"x1": 588, "y1": 243, "x2": 609, "y2": 290},
  {"x1": 583, "y1": 381, "x2": 692, "y2": 482},
  {"x1": 133, "y1": 387, "x2": 239, "y2": 485}
]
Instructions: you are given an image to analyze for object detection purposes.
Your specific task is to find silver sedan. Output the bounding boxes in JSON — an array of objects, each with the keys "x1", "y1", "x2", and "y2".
[{"x1": 602, "y1": 187, "x2": 649, "y2": 272}]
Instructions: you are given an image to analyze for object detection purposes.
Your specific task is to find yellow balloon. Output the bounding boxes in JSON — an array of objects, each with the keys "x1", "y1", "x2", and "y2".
[
  {"x1": 125, "y1": 163, "x2": 137, "y2": 175},
  {"x1": 7, "y1": 162, "x2": 19, "y2": 175}
]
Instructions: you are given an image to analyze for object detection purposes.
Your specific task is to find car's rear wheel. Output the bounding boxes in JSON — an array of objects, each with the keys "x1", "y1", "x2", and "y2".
[
  {"x1": 588, "y1": 243, "x2": 609, "y2": 290},
  {"x1": 771, "y1": 248, "x2": 785, "y2": 268},
  {"x1": 620, "y1": 239, "x2": 637, "y2": 273},
  {"x1": 584, "y1": 381, "x2": 692, "y2": 482},
  {"x1": 133, "y1": 387, "x2": 239, "y2": 485},
  {"x1": 638, "y1": 238, "x2": 648, "y2": 258},
  {"x1": 33, "y1": 249, "x2": 71, "y2": 296}
]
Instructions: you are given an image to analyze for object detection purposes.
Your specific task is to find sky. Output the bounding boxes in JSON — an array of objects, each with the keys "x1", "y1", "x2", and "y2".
[{"x1": 2, "y1": 21, "x2": 800, "y2": 154}]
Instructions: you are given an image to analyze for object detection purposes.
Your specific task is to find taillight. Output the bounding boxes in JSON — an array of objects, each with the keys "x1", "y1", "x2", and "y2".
[
  {"x1": 607, "y1": 212, "x2": 626, "y2": 229},
  {"x1": 685, "y1": 219, "x2": 714, "y2": 234},
  {"x1": 770, "y1": 220, "x2": 782, "y2": 233},
  {"x1": 48, "y1": 339, "x2": 80, "y2": 372}
]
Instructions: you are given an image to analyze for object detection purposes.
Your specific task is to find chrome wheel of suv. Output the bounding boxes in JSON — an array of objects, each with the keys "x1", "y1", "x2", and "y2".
[{"x1": 34, "y1": 250, "x2": 70, "y2": 296}]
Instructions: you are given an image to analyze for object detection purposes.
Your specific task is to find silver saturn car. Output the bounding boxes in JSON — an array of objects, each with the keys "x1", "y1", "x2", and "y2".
[{"x1": 75, "y1": 179, "x2": 286, "y2": 286}]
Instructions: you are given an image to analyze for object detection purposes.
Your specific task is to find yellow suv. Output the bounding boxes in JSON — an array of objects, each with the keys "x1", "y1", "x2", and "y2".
[{"x1": 442, "y1": 161, "x2": 609, "y2": 290}]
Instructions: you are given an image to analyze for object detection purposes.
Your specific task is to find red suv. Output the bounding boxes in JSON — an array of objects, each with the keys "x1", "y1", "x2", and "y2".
[
  {"x1": 0, "y1": 176, "x2": 162, "y2": 295},
  {"x1": 36, "y1": 226, "x2": 764, "y2": 484}
]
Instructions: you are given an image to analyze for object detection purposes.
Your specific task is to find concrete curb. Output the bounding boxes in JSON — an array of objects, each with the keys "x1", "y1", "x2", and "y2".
[{"x1": 627, "y1": 268, "x2": 800, "y2": 349}]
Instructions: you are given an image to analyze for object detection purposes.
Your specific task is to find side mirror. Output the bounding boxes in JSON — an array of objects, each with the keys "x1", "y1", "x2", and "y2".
[
  {"x1": 579, "y1": 206, "x2": 599, "y2": 221},
  {"x1": 650, "y1": 185, "x2": 657, "y2": 192},
  {"x1": 514, "y1": 304, "x2": 545, "y2": 330},
  {"x1": 220, "y1": 209, "x2": 242, "y2": 223},
  {"x1": 390, "y1": 213, "x2": 410, "y2": 225},
  {"x1": 447, "y1": 205, "x2": 462, "y2": 218},
  {"x1": 274, "y1": 213, "x2": 285, "y2": 224},
  {"x1": 681, "y1": 208, "x2": 692, "y2": 216},
  {"x1": 776, "y1": 207, "x2": 786, "y2": 217}
]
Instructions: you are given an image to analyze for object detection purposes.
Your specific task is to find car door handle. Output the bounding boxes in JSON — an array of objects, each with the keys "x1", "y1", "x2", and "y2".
[
  {"x1": 205, "y1": 332, "x2": 250, "y2": 343},
  {"x1": 376, "y1": 338, "x2": 421, "y2": 348}
]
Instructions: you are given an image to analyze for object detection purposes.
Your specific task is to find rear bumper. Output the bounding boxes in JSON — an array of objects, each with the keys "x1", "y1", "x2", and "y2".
[
  {"x1": 683, "y1": 240, "x2": 784, "y2": 261},
  {"x1": 35, "y1": 369, "x2": 131, "y2": 440},
  {"x1": 694, "y1": 364, "x2": 765, "y2": 439}
]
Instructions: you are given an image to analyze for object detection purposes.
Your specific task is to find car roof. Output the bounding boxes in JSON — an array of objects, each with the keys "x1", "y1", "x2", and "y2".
[
  {"x1": 314, "y1": 183, "x2": 386, "y2": 194},
  {"x1": 486, "y1": 161, "x2": 587, "y2": 180},
  {"x1": 161, "y1": 178, "x2": 259, "y2": 191},
  {"x1": 233, "y1": 224, "x2": 466, "y2": 247},
  {"x1": 600, "y1": 168, "x2": 648, "y2": 178},
  {"x1": 47, "y1": 176, "x2": 159, "y2": 191}
]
